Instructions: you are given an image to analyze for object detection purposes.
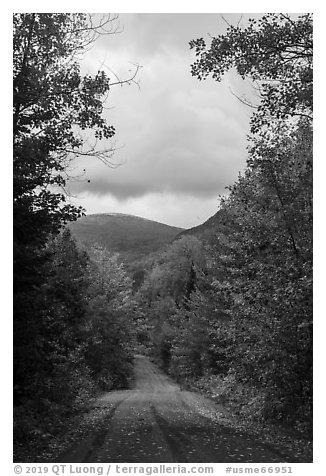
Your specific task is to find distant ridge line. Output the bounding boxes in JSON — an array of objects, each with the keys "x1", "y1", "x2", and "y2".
[
  {"x1": 69, "y1": 212, "x2": 185, "y2": 262},
  {"x1": 84, "y1": 212, "x2": 186, "y2": 230}
]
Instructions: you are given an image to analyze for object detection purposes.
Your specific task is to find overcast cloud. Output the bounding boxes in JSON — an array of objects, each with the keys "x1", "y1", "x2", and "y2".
[{"x1": 68, "y1": 13, "x2": 255, "y2": 228}]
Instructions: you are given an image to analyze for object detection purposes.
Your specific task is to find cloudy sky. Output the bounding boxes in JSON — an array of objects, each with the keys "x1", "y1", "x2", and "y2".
[{"x1": 68, "y1": 13, "x2": 256, "y2": 228}]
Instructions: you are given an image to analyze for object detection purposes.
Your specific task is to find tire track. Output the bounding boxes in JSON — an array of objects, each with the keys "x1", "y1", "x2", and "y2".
[
  {"x1": 55, "y1": 356, "x2": 301, "y2": 463},
  {"x1": 57, "y1": 398, "x2": 124, "y2": 462}
]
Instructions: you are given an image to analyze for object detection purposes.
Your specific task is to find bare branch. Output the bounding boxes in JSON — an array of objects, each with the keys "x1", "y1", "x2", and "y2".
[
  {"x1": 228, "y1": 86, "x2": 259, "y2": 109},
  {"x1": 109, "y1": 63, "x2": 142, "y2": 89},
  {"x1": 220, "y1": 14, "x2": 232, "y2": 28},
  {"x1": 237, "y1": 14, "x2": 244, "y2": 28}
]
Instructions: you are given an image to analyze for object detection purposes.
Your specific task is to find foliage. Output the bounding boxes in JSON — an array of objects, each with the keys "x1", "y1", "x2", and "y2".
[
  {"x1": 13, "y1": 13, "x2": 119, "y2": 402},
  {"x1": 190, "y1": 13, "x2": 313, "y2": 133},
  {"x1": 143, "y1": 121, "x2": 312, "y2": 427},
  {"x1": 14, "y1": 231, "x2": 136, "y2": 458},
  {"x1": 136, "y1": 236, "x2": 209, "y2": 369},
  {"x1": 84, "y1": 246, "x2": 135, "y2": 390},
  {"x1": 216, "y1": 119, "x2": 312, "y2": 423},
  {"x1": 139, "y1": 236, "x2": 206, "y2": 304},
  {"x1": 185, "y1": 12, "x2": 312, "y2": 428},
  {"x1": 138, "y1": 13, "x2": 313, "y2": 433},
  {"x1": 13, "y1": 14, "x2": 116, "y2": 261},
  {"x1": 13, "y1": 14, "x2": 137, "y2": 458},
  {"x1": 68, "y1": 213, "x2": 184, "y2": 289},
  {"x1": 14, "y1": 229, "x2": 94, "y2": 456}
]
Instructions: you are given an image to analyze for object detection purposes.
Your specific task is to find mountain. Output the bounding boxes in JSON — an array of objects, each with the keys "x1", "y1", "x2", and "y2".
[
  {"x1": 68, "y1": 213, "x2": 184, "y2": 262},
  {"x1": 176, "y1": 208, "x2": 230, "y2": 242}
]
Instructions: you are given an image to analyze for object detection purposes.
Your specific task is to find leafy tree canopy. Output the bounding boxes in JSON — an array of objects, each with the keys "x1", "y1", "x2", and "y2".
[
  {"x1": 13, "y1": 13, "x2": 120, "y2": 300},
  {"x1": 190, "y1": 13, "x2": 312, "y2": 133},
  {"x1": 13, "y1": 14, "x2": 117, "y2": 255}
]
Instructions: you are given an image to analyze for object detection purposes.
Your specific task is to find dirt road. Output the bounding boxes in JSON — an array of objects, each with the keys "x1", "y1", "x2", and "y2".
[{"x1": 57, "y1": 355, "x2": 292, "y2": 463}]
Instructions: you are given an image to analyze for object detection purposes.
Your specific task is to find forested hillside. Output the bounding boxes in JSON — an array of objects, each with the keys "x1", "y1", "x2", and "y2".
[
  {"x1": 69, "y1": 214, "x2": 183, "y2": 256},
  {"x1": 13, "y1": 13, "x2": 312, "y2": 461},
  {"x1": 68, "y1": 213, "x2": 184, "y2": 292}
]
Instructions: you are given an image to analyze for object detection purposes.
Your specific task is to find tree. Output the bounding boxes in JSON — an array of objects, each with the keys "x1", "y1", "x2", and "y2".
[
  {"x1": 39, "y1": 230, "x2": 94, "y2": 406},
  {"x1": 13, "y1": 15, "x2": 140, "y2": 458},
  {"x1": 190, "y1": 13, "x2": 313, "y2": 133},
  {"x1": 217, "y1": 119, "x2": 312, "y2": 418},
  {"x1": 13, "y1": 14, "x2": 117, "y2": 286},
  {"x1": 136, "y1": 236, "x2": 208, "y2": 367},
  {"x1": 84, "y1": 246, "x2": 135, "y2": 390},
  {"x1": 13, "y1": 229, "x2": 95, "y2": 454},
  {"x1": 14, "y1": 232, "x2": 136, "y2": 457},
  {"x1": 87, "y1": 246, "x2": 133, "y2": 306},
  {"x1": 13, "y1": 13, "x2": 138, "y2": 402},
  {"x1": 185, "y1": 13, "x2": 313, "y2": 427}
]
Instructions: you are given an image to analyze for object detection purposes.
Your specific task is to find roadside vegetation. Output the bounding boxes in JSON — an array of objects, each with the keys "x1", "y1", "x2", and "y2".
[
  {"x1": 13, "y1": 13, "x2": 312, "y2": 461},
  {"x1": 136, "y1": 13, "x2": 313, "y2": 437},
  {"x1": 13, "y1": 14, "x2": 137, "y2": 460}
]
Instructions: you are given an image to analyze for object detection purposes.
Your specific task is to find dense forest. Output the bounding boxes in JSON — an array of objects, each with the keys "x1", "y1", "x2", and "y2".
[{"x1": 13, "y1": 13, "x2": 312, "y2": 459}]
